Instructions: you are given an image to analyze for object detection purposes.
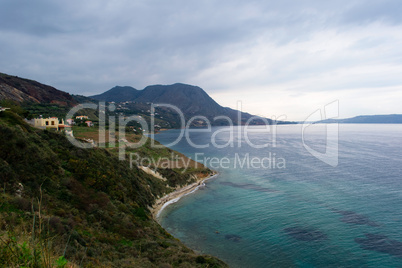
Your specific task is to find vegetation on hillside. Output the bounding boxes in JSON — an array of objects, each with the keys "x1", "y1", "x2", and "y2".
[
  {"x1": 0, "y1": 109, "x2": 227, "y2": 267},
  {"x1": 0, "y1": 73, "x2": 77, "y2": 106}
]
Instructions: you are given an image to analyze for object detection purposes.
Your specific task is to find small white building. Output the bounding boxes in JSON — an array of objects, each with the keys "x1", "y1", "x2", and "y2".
[
  {"x1": 66, "y1": 118, "x2": 75, "y2": 125},
  {"x1": 85, "y1": 120, "x2": 94, "y2": 127},
  {"x1": 76, "y1": 115, "x2": 88, "y2": 120}
]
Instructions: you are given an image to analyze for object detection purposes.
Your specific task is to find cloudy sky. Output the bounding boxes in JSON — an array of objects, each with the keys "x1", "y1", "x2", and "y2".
[{"x1": 1, "y1": 0, "x2": 402, "y2": 120}]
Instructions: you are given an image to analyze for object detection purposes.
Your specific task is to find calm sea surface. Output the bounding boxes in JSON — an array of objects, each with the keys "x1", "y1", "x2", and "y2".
[{"x1": 153, "y1": 124, "x2": 402, "y2": 267}]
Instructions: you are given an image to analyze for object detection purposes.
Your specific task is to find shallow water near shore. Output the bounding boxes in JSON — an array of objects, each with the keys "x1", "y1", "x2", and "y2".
[{"x1": 154, "y1": 124, "x2": 402, "y2": 267}]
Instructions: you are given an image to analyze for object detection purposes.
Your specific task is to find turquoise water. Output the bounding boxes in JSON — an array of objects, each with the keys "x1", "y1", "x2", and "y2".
[{"x1": 153, "y1": 124, "x2": 402, "y2": 267}]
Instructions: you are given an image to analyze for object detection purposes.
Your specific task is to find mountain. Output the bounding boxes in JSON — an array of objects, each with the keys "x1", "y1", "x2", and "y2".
[
  {"x1": 136, "y1": 84, "x2": 229, "y2": 117},
  {"x1": 0, "y1": 72, "x2": 77, "y2": 106},
  {"x1": 90, "y1": 86, "x2": 140, "y2": 102},
  {"x1": 91, "y1": 83, "x2": 273, "y2": 125},
  {"x1": 317, "y1": 114, "x2": 402, "y2": 124}
]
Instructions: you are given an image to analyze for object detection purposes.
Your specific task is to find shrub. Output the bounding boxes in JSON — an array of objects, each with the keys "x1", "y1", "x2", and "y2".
[
  {"x1": 49, "y1": 216, "x2": 65, "y2": 234},
  {"x1": 196, "y1": 256, "x2": 206, "y2": 264},
  {"x1": 11, "y1": 196, "x2": 31, "y2": 211}
]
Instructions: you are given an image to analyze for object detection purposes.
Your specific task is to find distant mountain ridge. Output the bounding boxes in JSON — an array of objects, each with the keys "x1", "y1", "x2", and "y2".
[
  {"x1": 317, "y1": 114, "x2": 402, "y2": 124},
  {"x1": 90, "y1": 86, "x2": 140, "y2": 103},
  {"x1": 91, "y1": 83, "x2": 273, "y2": 124},
  {"x1": 135, "y1": 83, "x2": 228, "y2": 117},
  {"x1": 0, "y1": 72, "x2": 279, "y2": 125},
  {"x1": 0, "y1": 72, "x2": 77, "y2": 106}
]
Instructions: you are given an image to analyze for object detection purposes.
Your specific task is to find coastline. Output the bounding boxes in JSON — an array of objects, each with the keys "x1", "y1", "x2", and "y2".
[{"x1": 151, "y1": 172, "x2": 218, "y2": 220}]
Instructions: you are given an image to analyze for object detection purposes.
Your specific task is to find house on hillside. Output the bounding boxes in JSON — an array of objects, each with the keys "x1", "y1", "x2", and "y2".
[
  {"x1": 34, "y1": 117, "x2": 65, "y2": 131},
  {"x1": 85, "y1": 120, "x2": 93, "y2": 127},
  {"x1": 66, "y1": 118, "x2": 75, "y2": 125},
  {"x1": 76, "y1": 115, "x2": 88, "y2": 120},
  {"x1": 0, "y1": 107, "x2": 10, "y2": 112}
]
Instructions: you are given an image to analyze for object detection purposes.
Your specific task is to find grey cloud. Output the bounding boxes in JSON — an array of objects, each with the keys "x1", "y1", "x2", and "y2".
[
  {"x1": 0, "y1": 1, "x2": 70, "y2": 36},
  {"x1": 341, "y1": 0, "x2": 402, "y2": 25},
  {"x1": 0, "y1": 0, "x2": 401, "y2": 105}
]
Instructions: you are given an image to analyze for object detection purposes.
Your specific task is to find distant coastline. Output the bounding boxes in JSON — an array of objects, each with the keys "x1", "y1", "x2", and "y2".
[{"x1": 315, "y1": 114, "x2": 402, "y2": 124}]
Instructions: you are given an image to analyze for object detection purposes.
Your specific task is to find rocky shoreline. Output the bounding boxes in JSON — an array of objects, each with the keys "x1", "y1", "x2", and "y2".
[{"x1": 150, "y1": 172, "x2": 218, "y2": 220}]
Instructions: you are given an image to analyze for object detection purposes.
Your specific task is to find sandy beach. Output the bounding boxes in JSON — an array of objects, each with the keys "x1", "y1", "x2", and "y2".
[{"x1": 151, "y1": 172, "x2": 218, "y2": 220}]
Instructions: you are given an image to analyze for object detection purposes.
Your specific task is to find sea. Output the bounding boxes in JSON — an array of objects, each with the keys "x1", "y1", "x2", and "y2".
[{"x1": 152, "y1": 124, "x2": 402, "y2": 268}]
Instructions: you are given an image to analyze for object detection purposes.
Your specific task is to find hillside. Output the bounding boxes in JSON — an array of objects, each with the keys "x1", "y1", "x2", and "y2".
[
  {"x1": 0, "y1": 73, "x2": 77, "y2": 107},
  {"x1": 135, "y1": 84, "x2": 224, "y2": 117},
  {"x1": 0, "y1": 72, "x2": 274, "y2": 127},
  {"x1": 91, "y1": 83, "x2": 273, "y2": 125},
  {"x1": 90, "y1": 86, "x2": 140, "y2": 103},
  {"x1": 0, "y1": 108, "x2": 227, "y2": 267},
  {"x1": 317, "y1": 114, "x2": 402, "y2": 124}
]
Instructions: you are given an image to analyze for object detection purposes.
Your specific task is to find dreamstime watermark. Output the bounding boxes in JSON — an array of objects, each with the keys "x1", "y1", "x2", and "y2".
[{"x1": 64, "y1": 100, "x2": 339, "y2": 170}]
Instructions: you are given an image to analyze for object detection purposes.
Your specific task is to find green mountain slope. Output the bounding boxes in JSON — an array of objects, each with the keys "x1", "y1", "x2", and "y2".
[{"x1": 0, "y1": 109, "x2": 227, "y2": 267}]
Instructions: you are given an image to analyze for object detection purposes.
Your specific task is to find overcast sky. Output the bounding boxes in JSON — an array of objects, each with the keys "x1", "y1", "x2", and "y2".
[{"x1": 1, "y1": 0, "x2": 402, "y2": 120}]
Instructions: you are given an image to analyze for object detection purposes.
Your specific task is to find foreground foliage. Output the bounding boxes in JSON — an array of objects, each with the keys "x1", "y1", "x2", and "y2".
[{"x1": 0, "y1": 109, "x2": 226, "y2": 267}]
